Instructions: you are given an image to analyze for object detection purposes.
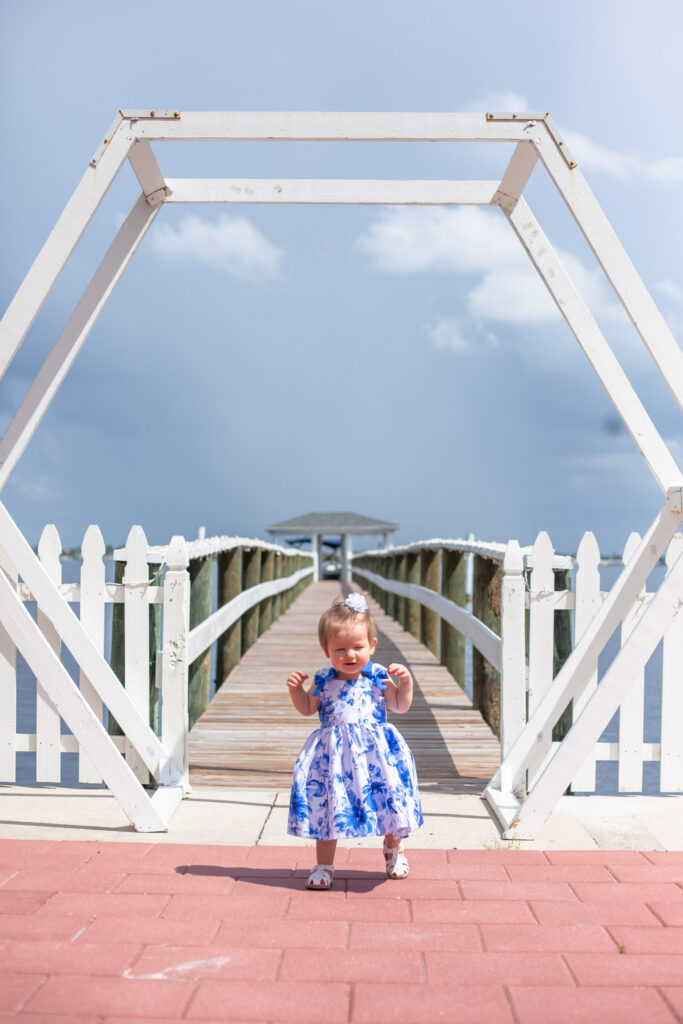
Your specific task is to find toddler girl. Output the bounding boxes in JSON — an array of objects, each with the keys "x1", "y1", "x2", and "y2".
[{"x1": 286, "y1": 593, "x2": 423, "y2": 889}]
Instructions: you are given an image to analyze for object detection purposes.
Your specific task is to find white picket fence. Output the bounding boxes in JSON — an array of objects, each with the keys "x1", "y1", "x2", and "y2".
[
  {"x1": 0, "y1": 523, "x2": 314, "y2": 817},
  {"x1": 502, "y1": 530, "x2": 683, "y2": 796}
]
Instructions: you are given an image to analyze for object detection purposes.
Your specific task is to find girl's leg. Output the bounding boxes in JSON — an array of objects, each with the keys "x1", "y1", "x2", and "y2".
[
  {"x1": 307, "y1": 839, "x2": 337, "y2": 889},
  {"x1": 316, "y1": 839, "x2": 338, "y2": 864},
  {"x1": 383, "y1": 833, "x2": 409, "y2": 879}
]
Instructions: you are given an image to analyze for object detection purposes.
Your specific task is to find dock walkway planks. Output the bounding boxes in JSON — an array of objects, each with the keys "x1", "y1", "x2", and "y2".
[{"x1": 189, "y1": 581, "x2": 500, "y2": 792}]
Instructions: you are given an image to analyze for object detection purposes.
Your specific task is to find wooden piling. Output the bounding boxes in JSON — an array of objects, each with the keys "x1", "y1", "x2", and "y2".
[
  {"x1": 420, "y1": 549, "x2": 441, "y2": 657},
  {"x1": 188, "y1": 555, "x2": 212, "y2": 729},
  {"x1": 259, "y1": 550, "x2": 275, "y2": 634},
  {"x1": 405, "y1": 551, "x2": 422, "y2": 642},
  {"x1": 472, "y1": 555, "x2": 502, "y2": 736},
  {"x1": 216, "y1": 546, "x2": 243, "y2": 690},
  {"x1": 396, "y1": 553, "x2": 407, "y2": 626},
  {"x1": 272, "y1": 552, "x2": 282, "y2": 621},
  {"x1": 441, "y1": 549, "x2": 466, "y2": 685},
  {"x1": 242, "y1": 547, "x2": 261, "y2": 653}
]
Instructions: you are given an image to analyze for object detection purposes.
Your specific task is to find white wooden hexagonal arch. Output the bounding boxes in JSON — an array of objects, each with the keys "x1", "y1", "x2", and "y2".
[{"x1": 1, "y1": 110, "x2": 682, "y2": 837}]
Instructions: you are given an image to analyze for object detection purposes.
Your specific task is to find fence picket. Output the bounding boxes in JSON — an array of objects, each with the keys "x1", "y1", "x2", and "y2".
[
  {"x1": 661, "y1": 533, "x2": 683, "y2": 791},
  {"x1": 618, "y1": 532, "x2": 645, "y2": 792},
  {"x1": 123, "y1": 526, "x2": 150, "y2": 783},
  {"x1": 0, "y1": 547, "x2": 17, "y2": 781},
  {"x1": 36, "y1": 525, "x2": 62, "y2": 781},
  {"x1": 572, "y1": 532, "x2": 601, "y2": 792},
  {"x1": 500, "y1": 541, "x2": 526, "y2": 788},
  {"x1": 78, "y1": 526, "x2": 106, "y2": 783},
  {"x1": 527, "y1": 532, "x2": 555, "y2": 787}
]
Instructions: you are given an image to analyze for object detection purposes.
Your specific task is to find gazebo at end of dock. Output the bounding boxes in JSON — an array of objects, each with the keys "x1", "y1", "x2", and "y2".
[{"x1": 266, "y1": 511, "x2": 399, "y2": 581}]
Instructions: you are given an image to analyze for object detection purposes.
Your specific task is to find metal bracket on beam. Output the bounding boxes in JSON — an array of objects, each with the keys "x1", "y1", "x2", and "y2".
[
  {"x1": 121, "y1": 109, "x2": 182, "y2": 122},
  {"x1": 667, "y1": 486, "x2": 683, "y2": 513},
  {"x1": 144, "y1": 186, "x2": 171, "y2": 207},
  {"x1": 486, "y1": 112, "x2": 577, "y2": 170}
]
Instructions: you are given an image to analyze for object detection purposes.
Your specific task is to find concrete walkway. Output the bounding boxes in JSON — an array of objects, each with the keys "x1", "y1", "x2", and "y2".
[
  {"x1": 0, "y1": 837, "x2": 682, "y2": 1023},
  {"x1": 1, "y1": 785, "x2": 683, "y2": 850}
]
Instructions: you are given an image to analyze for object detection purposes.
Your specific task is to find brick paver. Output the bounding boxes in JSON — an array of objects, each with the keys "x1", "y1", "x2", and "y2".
[{"x1": 0, "y1": 839, "x2": 682, "y2": 1022}]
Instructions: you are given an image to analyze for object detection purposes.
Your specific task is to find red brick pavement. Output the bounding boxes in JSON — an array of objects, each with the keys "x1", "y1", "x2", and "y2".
[{"x1": 0, "y1": 840, "x2": 681, "y2": 1023}]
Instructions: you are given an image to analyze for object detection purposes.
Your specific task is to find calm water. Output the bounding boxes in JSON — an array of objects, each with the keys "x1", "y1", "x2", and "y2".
[{"x1": 11, "y1": 559, "x2": 670, "y2": 794}]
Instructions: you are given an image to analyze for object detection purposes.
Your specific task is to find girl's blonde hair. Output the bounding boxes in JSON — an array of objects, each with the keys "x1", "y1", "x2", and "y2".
[{"x1": 318, "y1": 595, "x2": 377, "y2": 648}]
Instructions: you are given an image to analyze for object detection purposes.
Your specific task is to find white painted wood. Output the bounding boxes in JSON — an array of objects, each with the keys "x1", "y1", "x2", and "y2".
[
  {"x1": 15, "y1": 733, "x2": 126, "y2": 754},
  {"x1": 661, "y1": 533, "x2": 683, "y2": 791},
  {"x1": 123, "y1": 526, "x2": 151, "y2": 783},
  {"x1": 128, "y1": 140, "x2": 170, "y2": 205},
  {"x1": 571, "y1": 532, "x2": 602, "y2": 792},
  {"x1": 526, "y1": 533, "x2": 557, "y2": 789},
  {"x1": 0, "y1": 548, "x2": 17, "y2": 781},
  {"x1": 0, "y1": 195, "x2": 160, "y2": 490},
  {"x1": 532, "y1": 123, "x2": 683, "y2": 416},
  {"x1": 161, "y1": 536, "x2": 190, "y2": 792},
  {"x1": 500, "y1": 542, "x2": 526, "y2": 787},
  {"x1": 488, "y1": 499, "x2": 682, "y2": 797},
  {"x1": 492, "y1": 143, "x2": 539, "y2": 212},
  {"x1": 507, "y1": 199, "x2": 683, "y2": 495},
  {"x1": 0, "y1": 566, "x2": 168, "y2": 831},
  {"x1": 0, "y1": 120, "x2": 133, "y2": 382},
  {"x1": 505, "y1": 542, "x2": 683, "y2": 839},
  {"x1": 164, "y1": 178, "x2": 500, "y2": 205},
  {"x1": 36, "y1": 525, "x2": 62, "y2": 781},
  {"x1": 78, "y1": 526, "x2": 106, "y2": 783},
  {"x1": 129, "y1": 110, "x2": 532, "y2": 143},
  {"x1": 0, "y1": 502, "x2": 180, "y2": 783},
  {"x1": 149, "y1": 784, "x2": 184, "y2": 824},
  {"x1": 352, "y1": 566, "x2": 502, "y2": 671},
  {"x1": 187, "y1": 565, "x2": 314, "y2": 663},
  {"x1": 618, "y1": 533, "x2": 646, "y2": 792},
  {"x1": 527, "y1": 533, "x2": 555, "y2": 717}
]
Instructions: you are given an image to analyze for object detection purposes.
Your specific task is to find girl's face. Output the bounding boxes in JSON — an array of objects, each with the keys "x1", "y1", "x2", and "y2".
[{"x1": 323, "y1": 621, "x2": 377, "y2": 680}]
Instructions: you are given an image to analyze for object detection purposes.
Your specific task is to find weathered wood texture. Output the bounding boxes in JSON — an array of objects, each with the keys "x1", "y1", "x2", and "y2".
[{"x1": 189, "y1": 581, "x2": 501, "y2": 792}]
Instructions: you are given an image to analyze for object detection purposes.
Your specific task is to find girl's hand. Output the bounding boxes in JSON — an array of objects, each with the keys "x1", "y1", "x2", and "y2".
[
  {"x1": 387, "y1": 663, "x2": 412, "y2": 686},
  {"x1": 287, "y1": 670, "x2": 309, "y2": 690}
]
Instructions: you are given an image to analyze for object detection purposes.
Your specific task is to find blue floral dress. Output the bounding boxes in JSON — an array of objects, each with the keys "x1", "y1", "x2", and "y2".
[{"x1": 288, "y1": 662, "x2": 423, "y2": 840}]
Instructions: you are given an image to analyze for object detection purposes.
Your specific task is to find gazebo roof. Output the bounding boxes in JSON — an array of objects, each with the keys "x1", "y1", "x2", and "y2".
[{"x1": 266, "y1": 511, "x2": 399, "y2": 536}]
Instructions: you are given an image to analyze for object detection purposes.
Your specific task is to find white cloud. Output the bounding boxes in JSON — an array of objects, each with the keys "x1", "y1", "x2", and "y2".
[
  {"x1": 357, "y1": 207, "x2": 520, "y2": 275},
  {"x1": 425, "y1": 318, "x2": 473, "y2": 353},
  {"x1": 357, "y1": 207, "x2": 623, "y2": 334},
  {"x1": 149, "y1": 213, "x2": 284, "y2": 280},
  {"x1": 468, "y1": 92, "x2": 531, "y2": 113},
  {"x1": 656, "y1": 279, "x2": 683, "y2": 304},
  {"x1": 565, "y1": 131, "x2": 683, "y2": 185}
]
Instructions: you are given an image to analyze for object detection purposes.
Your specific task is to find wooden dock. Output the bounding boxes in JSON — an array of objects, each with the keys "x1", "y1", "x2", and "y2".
[{"x1": 189, "y1": 581, "x2": 500, "y2": 792}]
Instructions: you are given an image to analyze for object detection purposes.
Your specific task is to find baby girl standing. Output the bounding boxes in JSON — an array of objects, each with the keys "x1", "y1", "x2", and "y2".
[{"x1": 286, "y1": 593, "x2": 423, "y2": 889}]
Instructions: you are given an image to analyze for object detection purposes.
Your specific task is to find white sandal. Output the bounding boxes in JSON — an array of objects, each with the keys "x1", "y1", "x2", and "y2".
[
  {"x1": 306, "y1": 863, "x2": 335, "y2": 890},
  {"x1": 383, "y1": 840, "x2": 409, "y2": 879}
]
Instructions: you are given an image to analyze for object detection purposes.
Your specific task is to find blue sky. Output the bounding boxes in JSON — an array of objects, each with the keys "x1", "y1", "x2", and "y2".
[{"x1": 1, "y1": 0, "x2": 683, "y2": 555}]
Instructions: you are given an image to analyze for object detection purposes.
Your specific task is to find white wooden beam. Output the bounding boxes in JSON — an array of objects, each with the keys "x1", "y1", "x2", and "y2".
[
  {"x1": 491, "y1": 142, "x2": 539, "y2": 212},
  {"x1": 0, "y1": 118, "x2": 134, "y2": 381},
  {"x1": 488, "y1": 498, "x2": 683, "y2": 799},
  {"x1": 0, "y1": 567, "x2": 169, "y2": 831},
  {"x1": 506, "y1": 544, "x2": 683, "y2": 838},
  {"x1": 127, "y1": 110, "x2": 533, "y2": 143},
  {"x1": 531, "y1": 121, "x2": 683, "y2": 415},
  {"x1": 506, "y1": 198, "x2": 683, "y2": 495},
  {"x1": 0, "y1": 195, "x2": 160, "y2": 491},
  {"x1": 128, "y1": 141, "x2": 171, "y2": 206},
  {"x1": 163, "y1": 179, "x2": 500, "y2": 205},
  {"x1": 0, "y1": 501, "x2": 181, "y2": 784}
]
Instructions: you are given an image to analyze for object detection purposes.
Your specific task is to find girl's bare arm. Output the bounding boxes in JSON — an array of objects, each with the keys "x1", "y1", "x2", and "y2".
[
  {"x1": 286, "y1": 671, "x2": 320, "y2": 716},
  {"x1": 385, "y1": 663, "x2": 414, "y2": 714}
]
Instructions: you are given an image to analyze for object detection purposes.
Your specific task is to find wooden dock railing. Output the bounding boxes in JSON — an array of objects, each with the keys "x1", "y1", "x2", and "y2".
[{"x1": 1, "y1": 525, "x2": 314, "y2": 801}]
